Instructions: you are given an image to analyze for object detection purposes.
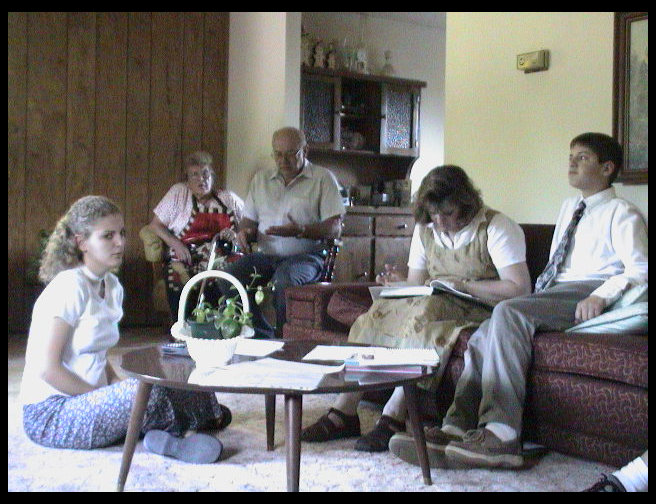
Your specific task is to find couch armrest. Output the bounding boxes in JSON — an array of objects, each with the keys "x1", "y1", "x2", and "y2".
[
  {"x1": 139, "y1": 225, "x2": 164, "y2": 263},
  {"x1": 285, "y1": 282, "x2": 376, "y2": 332}
]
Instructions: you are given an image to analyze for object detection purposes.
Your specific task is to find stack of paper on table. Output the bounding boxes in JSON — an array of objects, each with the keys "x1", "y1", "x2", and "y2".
[
  {"x1": 188, "y1": 358, "x2": 344, "y2": 390},
  {"x1": 302, "y1": 345, "x2": 439, "y2": 367}
]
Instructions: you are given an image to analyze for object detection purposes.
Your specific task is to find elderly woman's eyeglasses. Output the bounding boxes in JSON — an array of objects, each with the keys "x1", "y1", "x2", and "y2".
[
  {"x1": 271, "y1": 147, "x2": 304, "y2": 161},
  {"x1": 188, "y1": 169, "x2": 212, "y2": 181}
]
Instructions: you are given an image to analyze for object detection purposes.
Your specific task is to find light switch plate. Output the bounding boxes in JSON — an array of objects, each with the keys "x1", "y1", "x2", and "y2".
[{"x1": 517, "y1": 50, "x2": 549, "y2": 73}]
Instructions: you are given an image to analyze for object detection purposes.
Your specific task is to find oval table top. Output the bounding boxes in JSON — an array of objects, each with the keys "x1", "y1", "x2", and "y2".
[{"x1": 120, "y1": 340, "x2": 437, "y2": 395}]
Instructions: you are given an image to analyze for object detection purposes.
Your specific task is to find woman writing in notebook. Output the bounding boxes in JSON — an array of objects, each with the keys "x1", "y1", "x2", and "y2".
[{"x1": 302, "y1": 165, "x2": 532, "y2": 452}]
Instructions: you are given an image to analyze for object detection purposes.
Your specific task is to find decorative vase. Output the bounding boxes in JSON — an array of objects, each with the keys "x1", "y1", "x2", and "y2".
[{"x1": 380, "y1": 50, "x2": 396, "y2": 76}]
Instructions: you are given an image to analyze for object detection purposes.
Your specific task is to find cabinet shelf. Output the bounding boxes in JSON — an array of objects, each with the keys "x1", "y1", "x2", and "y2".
[
  {"x1": 309, "y1": 146, "x2": 416, "y2": 159},
  {"x1": 302, "y1": 65, "x2": 427, "y2": 89},
  {"x1": 338, "y1": 112, "x2": 385, "y2": 120}
]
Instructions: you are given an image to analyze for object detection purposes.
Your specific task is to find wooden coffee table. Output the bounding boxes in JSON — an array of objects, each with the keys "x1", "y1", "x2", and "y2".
[{"x1": 117, "y1": 340, "x2": 437, "y2": 492}]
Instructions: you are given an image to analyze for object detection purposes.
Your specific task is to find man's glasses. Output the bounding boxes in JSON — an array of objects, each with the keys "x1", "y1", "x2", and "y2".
[{"x1": 271, "y1": 147, "x2": 304, "y2": 161}]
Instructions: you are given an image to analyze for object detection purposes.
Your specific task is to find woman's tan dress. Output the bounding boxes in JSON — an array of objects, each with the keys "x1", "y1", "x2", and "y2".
[{"x1": 348, "y1": 210, "x2": 500, "y2": 387}]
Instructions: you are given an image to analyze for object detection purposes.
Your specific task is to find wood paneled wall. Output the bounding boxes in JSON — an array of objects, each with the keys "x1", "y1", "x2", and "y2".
[{"x1": 8, "y1": 12, "x2": 230, "y2": 332}]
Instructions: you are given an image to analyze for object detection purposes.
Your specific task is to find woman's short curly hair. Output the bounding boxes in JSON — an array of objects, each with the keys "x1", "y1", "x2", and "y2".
[{"x1": 413, "y1": 165, "x2": 483, "y2": 225}]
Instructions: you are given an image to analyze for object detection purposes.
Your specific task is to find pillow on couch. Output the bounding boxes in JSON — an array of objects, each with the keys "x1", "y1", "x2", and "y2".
[
  {"x1": 327, "y1": 290, "x2": 373, "y2": 327},
  {"x1": 608, "y1": 283, "x2": 648, "y2": 309},
  {"x1": 566, "y1": 285, "x2": 648, "y2": 334}
]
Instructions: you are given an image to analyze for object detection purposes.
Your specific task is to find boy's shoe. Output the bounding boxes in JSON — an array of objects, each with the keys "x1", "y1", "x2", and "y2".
[
  {"x1": 583, "y1": 474, "x2": 626, "y2": 492},
  {"x1": 445, "y1": 428, "x2": 523, "y2": 469},
  {"x1": 143, "y1": 430, "x2": 223, "y2": 464},
  {"x1": 389, "y1": 426, "x2": 462, "y2": 468}
]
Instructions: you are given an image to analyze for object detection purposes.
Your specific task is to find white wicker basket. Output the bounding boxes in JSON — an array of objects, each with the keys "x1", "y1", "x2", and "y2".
[{"x1": 170, "y1": 270, "x2": 254, "y2": 367}]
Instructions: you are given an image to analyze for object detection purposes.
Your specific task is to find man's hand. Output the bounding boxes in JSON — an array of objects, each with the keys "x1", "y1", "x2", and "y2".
[
  {"x1": 575, "y1": 295, "x2": 606, "y2": 323},
  {"x1": 265, "y1": 214, "x2": 304, "y2": 238}
]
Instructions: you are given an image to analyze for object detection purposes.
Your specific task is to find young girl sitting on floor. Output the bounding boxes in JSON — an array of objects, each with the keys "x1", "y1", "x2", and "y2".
[{"x1": 20, "y1": 195, "x2": 230, "y2": 464}]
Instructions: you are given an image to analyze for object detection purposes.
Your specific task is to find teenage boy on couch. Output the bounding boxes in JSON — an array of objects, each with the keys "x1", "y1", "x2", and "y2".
[{"x1": 390, "y1": 132, "x2": 648, "y2": 469}]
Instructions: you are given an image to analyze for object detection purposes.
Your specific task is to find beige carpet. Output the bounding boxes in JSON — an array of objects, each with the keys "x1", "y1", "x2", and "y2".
[{"x1": 8, "y1": 328, "x2": 615, "y2": 492}]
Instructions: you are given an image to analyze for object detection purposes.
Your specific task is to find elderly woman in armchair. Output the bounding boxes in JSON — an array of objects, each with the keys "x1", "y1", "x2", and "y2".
[{"x1": 147, "y1": 151, "x2": 244, "y2": 316}]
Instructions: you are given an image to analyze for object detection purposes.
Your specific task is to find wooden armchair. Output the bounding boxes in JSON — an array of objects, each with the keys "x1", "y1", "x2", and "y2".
[
  {"x1": 317, "y1": 238, "x2": 342, "y2": 282},
  {"x1": 139, "y1": 225, "x2": 171, "y2": 316},
  {"x1": 139, "y1": 226, "x2": 242, "y2": 317}
]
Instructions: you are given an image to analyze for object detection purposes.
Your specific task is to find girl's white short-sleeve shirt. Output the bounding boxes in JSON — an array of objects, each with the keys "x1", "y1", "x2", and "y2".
[{"x1": 20, "y1": 266, "x2": 124, "y2": 405}]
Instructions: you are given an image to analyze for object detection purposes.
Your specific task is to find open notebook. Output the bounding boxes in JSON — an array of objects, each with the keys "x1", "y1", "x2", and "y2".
[
  {"x1": 302, "y1": 345, "x2": 439, "y2": 367},
  {"x1": 370, "y1": 279, "x2": 492, "y2": 307}
]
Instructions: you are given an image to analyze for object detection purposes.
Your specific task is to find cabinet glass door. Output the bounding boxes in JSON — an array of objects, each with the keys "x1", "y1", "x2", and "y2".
[
  {"x1": 301, "y1": 74, "x2": 339, "y2": 149},
  {"x1": 380, "y1": 84, "x2": 420, "y2": 156}
]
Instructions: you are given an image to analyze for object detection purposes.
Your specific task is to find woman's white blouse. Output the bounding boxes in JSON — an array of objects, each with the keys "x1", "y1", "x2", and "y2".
[
  {"x1": 407, "y1": 207, "x2": 527, "y2": 272},
  {"x1": 20, "y1": 266, "x2": 124, "y2": 405}
]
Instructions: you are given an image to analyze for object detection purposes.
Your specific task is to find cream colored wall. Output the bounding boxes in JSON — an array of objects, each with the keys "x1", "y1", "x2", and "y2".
[
  {"x1": 226, "y1": 12, "x2": 302, "y2": 198},
  {"x1": 227, "y1": 12, "x2": 446, "y2": 198},
  {"x1": 445, "y1": 12, "x2": 648, "y2": 223}
]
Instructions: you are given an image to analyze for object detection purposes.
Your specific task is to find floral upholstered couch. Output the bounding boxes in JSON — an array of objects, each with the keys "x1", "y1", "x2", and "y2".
[{"x1": 282, "y1": 224, "x2": 648, "y2": 467}]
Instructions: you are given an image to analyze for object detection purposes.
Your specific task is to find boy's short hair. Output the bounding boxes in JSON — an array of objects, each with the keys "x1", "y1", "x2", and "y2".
[{"x1": 570, "y1": 133, "x2": 623, "y2": 184}]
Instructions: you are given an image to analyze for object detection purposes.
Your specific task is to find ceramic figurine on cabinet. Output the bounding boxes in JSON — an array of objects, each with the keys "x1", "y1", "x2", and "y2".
[
  {"x1": 313, "y1": 41, "x2": 326, "y2": 68},
  {"x1": 355, "y1": 46, "x2": 368, "y2": 73},
  {"x1": 380, "y1": 50, "x2": 396, "y2": 76},
  {"x1": 302, "y1": 32, "x2": 314, "y2": 67},
  {"x1": 326, "y1": 41, "x2": 338, "y2": 70}
]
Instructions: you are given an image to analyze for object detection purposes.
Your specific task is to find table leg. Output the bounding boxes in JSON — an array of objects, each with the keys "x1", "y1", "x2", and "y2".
[
  {"x1": 403, "y1": 384, "x2": 432, "y2": 485},
  {"x1": 265, "y1": 393, "x2": 276, "y2": 451},
  {"x1": 117, "y1": 381, "x2": 153, "y2": 492},
  {"x1": 284, "y1": 394, "x2": 303, "y2": 492}
]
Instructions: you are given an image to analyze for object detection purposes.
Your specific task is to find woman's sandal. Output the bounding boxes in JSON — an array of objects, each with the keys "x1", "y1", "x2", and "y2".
[
  {"x1": 301, "y1": 407, "x2": 361, "y2": 442},
  {"x1": 354, "y1": 415, "x2": 406, "y2": 452}
]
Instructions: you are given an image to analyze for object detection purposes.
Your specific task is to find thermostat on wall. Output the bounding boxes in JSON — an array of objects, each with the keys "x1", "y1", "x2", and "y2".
[{"x1": 517, "y1": 50, "x2": 549, "y2": 73}]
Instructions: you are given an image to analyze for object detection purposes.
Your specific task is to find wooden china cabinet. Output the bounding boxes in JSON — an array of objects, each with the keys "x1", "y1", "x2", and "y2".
[{"x1": 300, "y1": 66, "x2": 427, "y2": 282}]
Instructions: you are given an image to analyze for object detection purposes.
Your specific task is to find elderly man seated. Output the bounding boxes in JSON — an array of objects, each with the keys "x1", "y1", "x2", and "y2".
[{"x1": 221, "y1": 126, "x2": 345, "y2": 338}]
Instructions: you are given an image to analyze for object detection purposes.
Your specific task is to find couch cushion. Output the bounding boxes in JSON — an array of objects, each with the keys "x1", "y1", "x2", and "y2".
[
  {"x1": 611, "y1": 283, "x2": 648, "y2": 309},
  {"x1": 532, "y1": 332, "x2": 648, "y2": 388},
  {"x1": 519, "y1": 224, "x2": 554, "y2": 287},
  {"x1": 565, "y1": 302, "x2": 648, "y2": 335},
  {"x1": 566, "y1": 285, "x2": 648, "y2": 335},
  {"x1": 449, "y1": 329, "x2": 648, "y2": 389},
  {"x1": 326, "y1": 289, "x2": 373, "y2": 327}
]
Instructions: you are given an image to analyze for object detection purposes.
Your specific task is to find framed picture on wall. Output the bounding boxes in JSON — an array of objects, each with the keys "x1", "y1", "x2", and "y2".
[{"x1": 613, "y1": 12, "x2": 648, "y2": 184}]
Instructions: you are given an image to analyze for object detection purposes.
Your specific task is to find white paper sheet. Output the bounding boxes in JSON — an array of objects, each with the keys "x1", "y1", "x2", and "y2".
[
  {"x1": 188, "y1": 358, "x2": 344, "y2": 390},
  {"x1": 302, "y1": 345, "x2": 439, "y2": 367},
  {"x1": 234, "y1": 338, "x2": 285, "y2": 357}
]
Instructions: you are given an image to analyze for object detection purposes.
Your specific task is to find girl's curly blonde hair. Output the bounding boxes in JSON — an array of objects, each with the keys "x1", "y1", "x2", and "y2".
[{"x1": 38, "y1": 195, "x2": 122, "y2": 284}]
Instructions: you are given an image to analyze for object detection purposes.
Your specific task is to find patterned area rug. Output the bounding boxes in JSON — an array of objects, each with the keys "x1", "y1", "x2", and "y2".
[{"x1": 8, "y1": 330, "x2": 614, "y2": 492}]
